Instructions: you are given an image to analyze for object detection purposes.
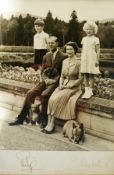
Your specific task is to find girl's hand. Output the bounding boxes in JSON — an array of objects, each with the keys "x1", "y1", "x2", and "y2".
[{"x1": 95, "y1": 61, "x2": 99, "y2": 67}]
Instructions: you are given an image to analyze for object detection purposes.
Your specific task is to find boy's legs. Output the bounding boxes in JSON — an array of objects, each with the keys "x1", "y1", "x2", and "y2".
[{"x1": 34, "y1": 49, "x2": 47, "y2": 64}]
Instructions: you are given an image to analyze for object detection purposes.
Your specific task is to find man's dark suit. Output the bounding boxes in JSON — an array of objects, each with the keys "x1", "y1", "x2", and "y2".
[{"x1": 16, "y1": 50, "x2": 67, "y2": 125}]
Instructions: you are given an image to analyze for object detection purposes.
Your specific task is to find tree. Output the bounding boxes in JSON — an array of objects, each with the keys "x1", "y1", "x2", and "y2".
[
  {"x1": 16, "y1": 15, "x2": 24, "y2": 45},
  {"x1": 2, "y1": 19, "x2": 8, "y2": 45},
  {"x1": 44, "y1": 11, "x2": 54, "y2": 35},
  {"x1": 97, "y1": 23, "x2": 114, "y2": 48},
  {"x1": 53, "y1": 18, "x2": 68, "y2": 46},
  {"x1": 0, "y1": 15, "x2": 3, "y2": 45},
  {"x1": 66, "y1": 10, "x2": 81, "y2": 45},
  {"x1": 7, "y1": 18, "x2": 18, "y2": 45},
  {"x1": 23, "y1": 14, "x2": 34, "y2": 46}
]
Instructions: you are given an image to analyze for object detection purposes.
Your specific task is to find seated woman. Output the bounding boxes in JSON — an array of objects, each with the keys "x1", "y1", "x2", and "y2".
[{"x1": 42, "y1": 41, "x2": 83, "y2": 134}]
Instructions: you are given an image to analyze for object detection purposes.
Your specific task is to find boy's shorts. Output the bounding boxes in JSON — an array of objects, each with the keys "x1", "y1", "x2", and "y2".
[{"x1": 34, "y1": 49, "x2": 47, "y2": 64}]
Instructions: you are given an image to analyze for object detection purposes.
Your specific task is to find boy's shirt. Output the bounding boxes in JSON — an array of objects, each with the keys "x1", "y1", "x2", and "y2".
[{"x1": 34, "y1": 31, "x2": 49, "y2": 50}]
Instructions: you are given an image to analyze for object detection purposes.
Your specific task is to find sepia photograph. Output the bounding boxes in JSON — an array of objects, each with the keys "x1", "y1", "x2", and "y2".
[{"x1": 0, "y1": 0, "x2": 114, "y2": 174}]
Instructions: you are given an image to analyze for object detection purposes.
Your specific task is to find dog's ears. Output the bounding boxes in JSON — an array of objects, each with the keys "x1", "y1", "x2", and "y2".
[
  {"x1": 72, "y1": 123, "x2": 76, "y2": 128},
  {"x1": 80, "y1": 123, "x2": 84, "y2": 130}
]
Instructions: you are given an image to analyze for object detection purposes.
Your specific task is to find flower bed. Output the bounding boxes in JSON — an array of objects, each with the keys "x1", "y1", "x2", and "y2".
[
  {"x1": 0, "y1": 63, "x2": 40, "y2": 84},
  {"x1": 93, "y1": 76, "x2": 114, "y2": 100},
  {"x1": 81, "y1": 74, "x2": 114, "y2": 100},
  {"x1": 0, "y1": 63, "x2": 114, "y2": 100}
]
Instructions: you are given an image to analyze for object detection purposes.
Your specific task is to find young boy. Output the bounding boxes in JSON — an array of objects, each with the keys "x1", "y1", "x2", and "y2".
[{"x1": 34, "y1": 18, "x2": 49, "y2": 65}]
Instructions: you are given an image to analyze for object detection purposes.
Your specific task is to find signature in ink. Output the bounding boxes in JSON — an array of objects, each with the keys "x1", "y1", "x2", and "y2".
[{"x1": 16, "y1": 151, "x2": 37, "y2": 173}]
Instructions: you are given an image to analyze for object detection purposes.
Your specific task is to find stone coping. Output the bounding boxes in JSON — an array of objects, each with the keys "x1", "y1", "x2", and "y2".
[
  {"x1": 0, "y1": 46, "x2": 114, "y2": 53},
  {"x1": 0, "y1": 78, "x2": 114, "y2": 117},
  {"x1": 77, "y1": 98, "x2": 114, "y2": 119},
  {"x1": 0, "y1": 51, "x2": 114, "y2": 58},
  {"x1": 0, "y1": 78, "x2": 34, "y2": 94}
]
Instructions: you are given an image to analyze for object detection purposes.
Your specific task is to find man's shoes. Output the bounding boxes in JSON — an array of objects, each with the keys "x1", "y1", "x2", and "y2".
[
  {"x1": 8, "y1": 118, "x2": 23, "y2": 126},
  {"x1": 39, "y1": 121, "x2": 47, "y2": 129}
]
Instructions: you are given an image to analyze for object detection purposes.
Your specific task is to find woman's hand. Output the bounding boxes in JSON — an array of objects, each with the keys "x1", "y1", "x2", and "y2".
[
  {"x1": 64, "y1": 85, "x2": 72, "y2": 89},
  {"x1": 59, "y1": 84, "x2": 72, "y2": 90},
  {"x1": 59, "y1": 84, "x2": 65, "y2": 90}
]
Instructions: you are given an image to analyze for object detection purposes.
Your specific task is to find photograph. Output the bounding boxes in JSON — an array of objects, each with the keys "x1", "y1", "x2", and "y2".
[{"x1": 0, "y1": 0, "x2": 114, "y2": 174}]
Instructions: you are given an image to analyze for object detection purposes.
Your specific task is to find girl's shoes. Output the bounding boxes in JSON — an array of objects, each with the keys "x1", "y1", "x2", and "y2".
[
  {"x1": 82, "y1": 87, "x2": 93, "y2": 99},
  {"x1": 81, "y1": 87, "x2": 88, "y2": 99}
]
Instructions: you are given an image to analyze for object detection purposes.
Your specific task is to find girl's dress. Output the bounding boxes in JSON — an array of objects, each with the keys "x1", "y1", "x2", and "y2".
[
  {"x1": 81, "y1": 35, "x2": 100, "y2": 74},
  {"x1": 47, "y1": 57, "x2": 82, "y2": 120}
]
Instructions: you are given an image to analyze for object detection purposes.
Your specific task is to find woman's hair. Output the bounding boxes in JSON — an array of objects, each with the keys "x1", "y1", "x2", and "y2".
[
  {"x1": 65, "y1": 41, "x2": 79, "y2": 53},
  {"x1": 83, "y1": 21, "x2": 98, "y2": 34}
]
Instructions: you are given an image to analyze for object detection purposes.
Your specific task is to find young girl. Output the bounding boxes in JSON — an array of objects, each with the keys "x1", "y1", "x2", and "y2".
[{"x1": 81, "y1": 21, "x2": 100, "y2": 99}]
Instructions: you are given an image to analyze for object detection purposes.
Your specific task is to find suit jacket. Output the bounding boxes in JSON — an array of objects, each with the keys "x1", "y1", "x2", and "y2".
[
  {"x1": 42, "y1": 49, "x2": 67, "y2": 75},
  {"x1": 41, "y1": 49, "x2": 67, "y2": 96}
]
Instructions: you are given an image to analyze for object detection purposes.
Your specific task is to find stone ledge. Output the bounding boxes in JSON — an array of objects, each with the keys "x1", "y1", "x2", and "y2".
[
  {"x1": 77, "y1": 110, "x2": 114, "y2": 142},
  {"x1": 0, "y1": 78, "x2": 114, "y2": 116},
  {"x1": 0, "y1": 78, "x2": 114, "y2": 142},
  {"x1": 77, "y1": 97, "x2": 114, "y2": 119},
  {"x1": 0, "y1": 78, "x2": 34, "y2": 93}
]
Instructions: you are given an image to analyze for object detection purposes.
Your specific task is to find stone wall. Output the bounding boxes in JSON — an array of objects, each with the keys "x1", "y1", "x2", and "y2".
[
  {"x1": 0, "y1": 78, "x2": 114, "y2": 142},
  {"x1": 77, "y1": 98, "x2": 114, "y2": 142}
]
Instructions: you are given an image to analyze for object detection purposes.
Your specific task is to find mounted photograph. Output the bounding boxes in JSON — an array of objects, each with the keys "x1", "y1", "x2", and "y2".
[{"x1": 0, "y1": 0, "x2": 114, "y2": 174}]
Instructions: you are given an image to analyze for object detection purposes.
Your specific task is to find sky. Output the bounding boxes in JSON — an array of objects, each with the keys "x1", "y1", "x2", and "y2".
[{"x1": 0, "y1": 0, "x2": 114, "y2": 22}]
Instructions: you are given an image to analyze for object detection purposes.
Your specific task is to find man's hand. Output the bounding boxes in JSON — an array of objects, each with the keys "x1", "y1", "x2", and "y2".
[{"x1": 45, "y1": 78, "x2": 56, "y2": 85}]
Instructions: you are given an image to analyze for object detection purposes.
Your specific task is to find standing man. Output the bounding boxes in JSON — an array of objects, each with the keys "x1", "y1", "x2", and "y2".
[
  {"x1": 9, "y1": 36, "x2": 67, "y2": 127},
  {"x1": 34, "y1": 17, "x2": 49, "y2": 65}
]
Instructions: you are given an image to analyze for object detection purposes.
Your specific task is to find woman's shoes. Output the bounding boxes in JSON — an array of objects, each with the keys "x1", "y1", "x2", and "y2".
[
  {"x1": 41, "y1": 129, "x2": 53, "y2": 134},
  {"x1": 41, "y1": 126, "x2": 55, "y2": 134}
]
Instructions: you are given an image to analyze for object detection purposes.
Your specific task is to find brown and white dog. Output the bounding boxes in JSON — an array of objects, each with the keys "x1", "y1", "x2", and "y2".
[
  {"x1": 63, "y1": 120, "x2": 85, "y2": 144},
  {"x1": 25, "y1": 99, "x2": 41, "y2": 125}
]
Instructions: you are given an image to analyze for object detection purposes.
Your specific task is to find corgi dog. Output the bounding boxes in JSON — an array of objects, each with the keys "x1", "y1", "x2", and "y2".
[
  {"x1": 24, "y1": 100, "x2": 41, "y2": 125},
  {"x1": 63, "y1": 120, "x2": 85, "y2": 144}
]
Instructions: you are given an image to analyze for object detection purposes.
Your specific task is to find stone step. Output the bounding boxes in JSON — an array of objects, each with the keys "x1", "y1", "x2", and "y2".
[{"x1": 21, "y1": 124, "x2": 114, "y2": 151}]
